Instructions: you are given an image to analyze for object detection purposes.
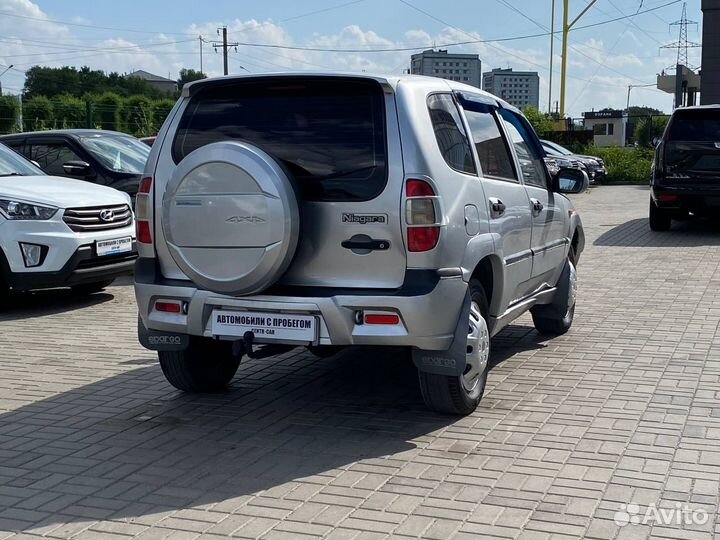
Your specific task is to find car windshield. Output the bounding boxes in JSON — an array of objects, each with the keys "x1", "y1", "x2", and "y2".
[
  {"x1": 543, "y1": 140, "x2": 573, "y2": 156},
  {"x1": 79, "y1": 133, "x2": 151, "y2": 174},
  {"x1": 0, "y1": 143, "x2": 45, "y2": 177}
]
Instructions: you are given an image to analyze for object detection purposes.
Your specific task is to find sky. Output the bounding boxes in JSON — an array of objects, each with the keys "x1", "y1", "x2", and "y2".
[{"x1": 0, "y1": 0, "x2": 704, "y2": 117}]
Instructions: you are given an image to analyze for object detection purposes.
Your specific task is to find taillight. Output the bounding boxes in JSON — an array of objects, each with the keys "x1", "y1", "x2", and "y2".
[
  {"x1": 365, "y1": 314, "x2": 400, "y2": 325},
  {"x1": 136, "y1": 176, "x2": 153, "y2": 245},
  {"x1": 155, "y1": 301, "x2": 182, "y2": 313},
  {"x1": 405, "y1": 179, "x2": 440, "y2": 252}
]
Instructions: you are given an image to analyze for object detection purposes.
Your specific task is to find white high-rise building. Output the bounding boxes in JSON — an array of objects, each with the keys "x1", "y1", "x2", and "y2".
[
  {"x1": 482, "y1": 68, "x2": 540, "y2": 110},
  {"x1": 410, "y1": 49, "x2": 482, "y2": 88}
]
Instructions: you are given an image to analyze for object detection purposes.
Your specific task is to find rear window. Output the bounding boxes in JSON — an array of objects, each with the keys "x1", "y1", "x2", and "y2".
[
  {"x1": 172, "y1": 78, "x2": 388, "y2": 201},
  {"x1": 668, "y1": 109, "x2": 720, "y2": 141}
]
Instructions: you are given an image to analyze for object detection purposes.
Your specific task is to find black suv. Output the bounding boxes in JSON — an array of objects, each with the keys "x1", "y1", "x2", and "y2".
[
  {"x1": 0, "y1": 129, "x2": 150, "y2": 199},
  {"x1": 650, "y1": 106, "x2": 720, "y2": 230}
]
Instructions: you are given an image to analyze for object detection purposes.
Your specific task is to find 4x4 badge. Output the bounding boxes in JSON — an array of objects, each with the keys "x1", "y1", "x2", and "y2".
[
  {"x1": 342, "y1": 213, "x2": 387, "y2": 225},
  {"x1": 226, "y1": 216, "x2": 265, "y2": 223}
]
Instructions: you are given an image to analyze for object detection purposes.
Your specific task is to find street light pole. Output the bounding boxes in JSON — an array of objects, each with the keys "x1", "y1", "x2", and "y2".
[
  {"x1": 548, "y1": 0, "x2": 555, "y2": 114},
  {"x1": 0, "y1": 64, "x2": 14, "y2": 96},
  {"x1": 559, "y1": 0, "x2": 599, "y2": 118},
  {"x1": 626, "y1": 83, "x2": 656, "y2": 111}
]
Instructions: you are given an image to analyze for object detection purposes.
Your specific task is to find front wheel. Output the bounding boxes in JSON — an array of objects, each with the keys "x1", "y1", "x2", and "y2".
[
  {"x1": 649, "y1": 199, "x2": 671, "y2": 231},
  {"x1": 159, "y1": 338, "x2": 240, "y2": 392},
  {"x1": 418, "y1": 280, "x2": 490, "y2": 415}
]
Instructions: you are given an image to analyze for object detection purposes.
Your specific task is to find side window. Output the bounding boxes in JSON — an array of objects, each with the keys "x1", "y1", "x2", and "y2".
[
  {"x1": 463, "y1": 106, "x2": 517, "y2": 182},
  {"x1": 427, "y1": 94, "x2": 476, "y2": 175},
  {"x1": 498, "y1": 109, "x2": 548, "y2": 189},
  {"x1": 29, "y1": 143, "x2": 83, "y2": 176}
]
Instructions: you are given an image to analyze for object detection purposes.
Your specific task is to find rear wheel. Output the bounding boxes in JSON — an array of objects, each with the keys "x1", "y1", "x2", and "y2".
[
  {"x1": 72, "y1": 279, "x2": 115, "y2": 296},
  {"x1": 649, "y1": 199, "x2": 671, "y2": 231},
  {"x1": 418, "y1": 280, "x2": 490, "y2": 415},
  {"x1": 159, "y1": 338, "x2": 240, "y2": 392}
]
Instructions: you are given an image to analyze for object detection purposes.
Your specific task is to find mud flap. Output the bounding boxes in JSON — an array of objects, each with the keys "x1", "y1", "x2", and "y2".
[
  {"x1": 412, "y1": 290, "x2": 470, "y2": 377},
  {"x1": 138, "y1": 317, "x2": 189, "y2": 351},
  {"x1": 532, "y1": 258, "x2": 572, "y2": 319}
]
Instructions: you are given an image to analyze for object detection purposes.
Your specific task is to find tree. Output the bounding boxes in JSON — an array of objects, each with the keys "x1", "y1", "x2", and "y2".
[
  {"x1": 23, "y1": 65, "x2": 172, "y2": 100},
  {"x1": 95, "y1": 92, "x2": 122, "y2": 131},
  {"x1": 177, "y1": 68, "x2": 207, "y2": 89},
  {"x1": 53, "y1": 94, "x2": 86, "y2": 129},
  {"x1": 0, "y1": 95, "x2": 20, "y2": 134},
  {"x1": 524, "y1": 106, "x2": 555, "y2": 134},
  {"x1": 121, "y1": 95, "x2": 154, "y2": 137},
  {"x1": 635, "y1": 116, "x2": 670, "y2": 148},
  {"x1": 152, "y1": 98, "x2": 176, "y2": 132},
  {"x1": 23, "y1": 96, "x2": 54, "y2": 131}
]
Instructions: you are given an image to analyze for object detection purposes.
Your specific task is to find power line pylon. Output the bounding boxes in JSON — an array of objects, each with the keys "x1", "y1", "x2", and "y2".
[{"x1": 660, "y1": 2, "x2": 701, "y2": 70}]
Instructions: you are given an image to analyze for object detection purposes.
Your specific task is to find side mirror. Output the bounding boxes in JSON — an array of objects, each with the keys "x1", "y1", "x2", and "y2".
[
  {"x1": 63, "y1": 160, "x2": 92, "y2": 177},
  {"x1": 556, "y1": 169, "x2": 588, "y2": 194},
  {"x1": 651, "y1": 136, "x2": 660, "y2": 147}
]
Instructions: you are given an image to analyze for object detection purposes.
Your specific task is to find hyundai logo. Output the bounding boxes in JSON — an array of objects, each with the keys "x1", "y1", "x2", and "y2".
[{"x1": 99, "y1": 209, "x2": 115, "y2": 222}]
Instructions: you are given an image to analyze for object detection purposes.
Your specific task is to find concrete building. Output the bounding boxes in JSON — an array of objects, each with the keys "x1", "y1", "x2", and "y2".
[
  {"x1": 583, "y1": 110, "x2": 628, "y2": 147},
  {"x1": 127, "y1": 70, "x2": 177, "y2": 94},
  {"x1": 701, "y1": 0, "x2": 720, "y2": 104},
  {"x1": 410, "y1": 49, "x2": 482, "y2": 88},
  {"x1": 482, "y1": 68, "x2": 540, "y2": 110}
]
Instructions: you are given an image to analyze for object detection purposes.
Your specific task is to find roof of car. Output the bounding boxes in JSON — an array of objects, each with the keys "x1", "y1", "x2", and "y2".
[
  {"x1": 183, "y1": 71, "x2": 516, "y2": 111},
  {"x1": 0, "y1": 129, "x2": 129, "y2": 140}
]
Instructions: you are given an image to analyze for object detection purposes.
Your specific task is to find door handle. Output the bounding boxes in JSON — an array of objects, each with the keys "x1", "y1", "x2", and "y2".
[
  {"x1": 488, "y1": 197, "x2": 506, "y2": 218},
  {"x1": 530, "y1": 198, "x2": 544, "y2": 215},
  {"x1": 341, "y1": 238, "x2": 390, "y2": 251}
]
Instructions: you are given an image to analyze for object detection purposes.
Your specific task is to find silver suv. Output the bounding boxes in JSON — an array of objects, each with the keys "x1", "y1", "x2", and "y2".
[{"x1": 134, "y1": 73, "x2": 586, "y2": 415}]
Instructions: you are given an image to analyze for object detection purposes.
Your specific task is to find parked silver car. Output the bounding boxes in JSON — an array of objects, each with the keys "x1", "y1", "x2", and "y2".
[{"x1": 134, "y1": 73, "x2": 586, "y2": 415}]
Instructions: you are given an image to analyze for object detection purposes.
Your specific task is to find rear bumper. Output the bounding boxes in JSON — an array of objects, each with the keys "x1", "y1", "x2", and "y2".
[
  {"x1": 651, "y1": 184, "x2": 720, "y2": 215},
  {"x1": 3, "y1": 245, "x2": 137, "y2": 291},
  {"x1": 134, "y1": 258, "x2": 467, "y2": 351}
]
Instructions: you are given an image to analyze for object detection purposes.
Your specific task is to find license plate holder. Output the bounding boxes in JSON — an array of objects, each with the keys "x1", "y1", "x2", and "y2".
[
  {"x1": 96, "y1": 236, "x2": 133, "y2": 257},
  {"x1": 211, "y1": 310, "x2": 318, "y2": 344}
]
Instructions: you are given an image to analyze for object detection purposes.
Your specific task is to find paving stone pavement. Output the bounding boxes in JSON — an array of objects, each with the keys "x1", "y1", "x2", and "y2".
[{"x1": 0, "y1": 185, "x2": 719, "y2": 540}]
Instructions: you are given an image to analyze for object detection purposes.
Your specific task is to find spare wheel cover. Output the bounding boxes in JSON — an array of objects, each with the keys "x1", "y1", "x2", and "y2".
[{"x1": 162, "y1": 141, "x2": 300, "y2": 295}]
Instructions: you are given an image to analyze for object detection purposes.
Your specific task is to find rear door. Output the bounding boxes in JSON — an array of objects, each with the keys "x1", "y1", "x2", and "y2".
[
  {"x1": 167, "y1": 77, "x2": 406, "y2": 289},
  {"x1": 458, "y1": 96, "x2": 534, "y2": 305},
  {"x1": 664, "y1": 109, "x2": 720, "y2": 183}
]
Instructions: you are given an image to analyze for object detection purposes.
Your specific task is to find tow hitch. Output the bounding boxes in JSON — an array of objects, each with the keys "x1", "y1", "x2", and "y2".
[{"x1": 231, "y1": 331, "x2": 295, "y2": 360}]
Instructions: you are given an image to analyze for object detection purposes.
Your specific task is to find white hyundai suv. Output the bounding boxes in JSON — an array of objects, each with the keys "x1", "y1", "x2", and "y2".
[{"x1": 0, "y1": 143, "x2": 137, "y2": 298}]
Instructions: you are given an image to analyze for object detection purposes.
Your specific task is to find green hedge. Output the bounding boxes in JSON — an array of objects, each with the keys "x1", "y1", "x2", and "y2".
[{"x1": 586, "y1": 146, "x2": 654, "y2": 184}]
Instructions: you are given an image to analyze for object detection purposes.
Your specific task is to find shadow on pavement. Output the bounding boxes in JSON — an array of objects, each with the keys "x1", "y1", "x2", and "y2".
[
  {"x1": 0, "y1": 290, "x2": 114, "y2": 322},
  {"x1": 0, "y1": 322, "x2": 541, "y2": 533},
  {"x1": 593, "y1": 217, "x2": 720, "y2": 248}
]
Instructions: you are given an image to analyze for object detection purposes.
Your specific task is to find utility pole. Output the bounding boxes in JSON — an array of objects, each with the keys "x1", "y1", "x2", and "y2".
[
  {"x1": 210, "y1": 26, "x2": 239, "y2": 76},
  {"x1": 548, "y1": 0, "x2": 555, "y2": 115},
  {"x1": 199, "y1": 35, "x2": 204, "y2": 73},
  {"x1": 559, "y1": 0, "x2": 599, "y2": 119}
]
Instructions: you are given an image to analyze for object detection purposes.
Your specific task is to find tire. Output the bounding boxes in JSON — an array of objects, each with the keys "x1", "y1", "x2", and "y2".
[
  {"x1": 531, "y1": 250, "x2": 577, "y2": 335},
  {"x1": 649, "y1": 199, "x2": 671, "y2": 231},
  {"x1": 418, "y1": 280, "x2": 490, "y2": 415},
  {"x1": 159, "y1": 338, "x2": 240, "y2": 392},
  {"x1": 72, "y1": 279, "x2": 115, "y2": 295}
]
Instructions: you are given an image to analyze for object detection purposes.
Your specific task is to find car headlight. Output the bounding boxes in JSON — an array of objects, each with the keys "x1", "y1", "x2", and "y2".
[{"x1": 0, "y1": 199, "x2": 58, "y2": 220}]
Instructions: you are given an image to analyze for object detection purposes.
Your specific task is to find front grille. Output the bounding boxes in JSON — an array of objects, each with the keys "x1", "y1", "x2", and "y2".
[{"x1": 63, "y1": 204, "x2": 132, "y2": 232}]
